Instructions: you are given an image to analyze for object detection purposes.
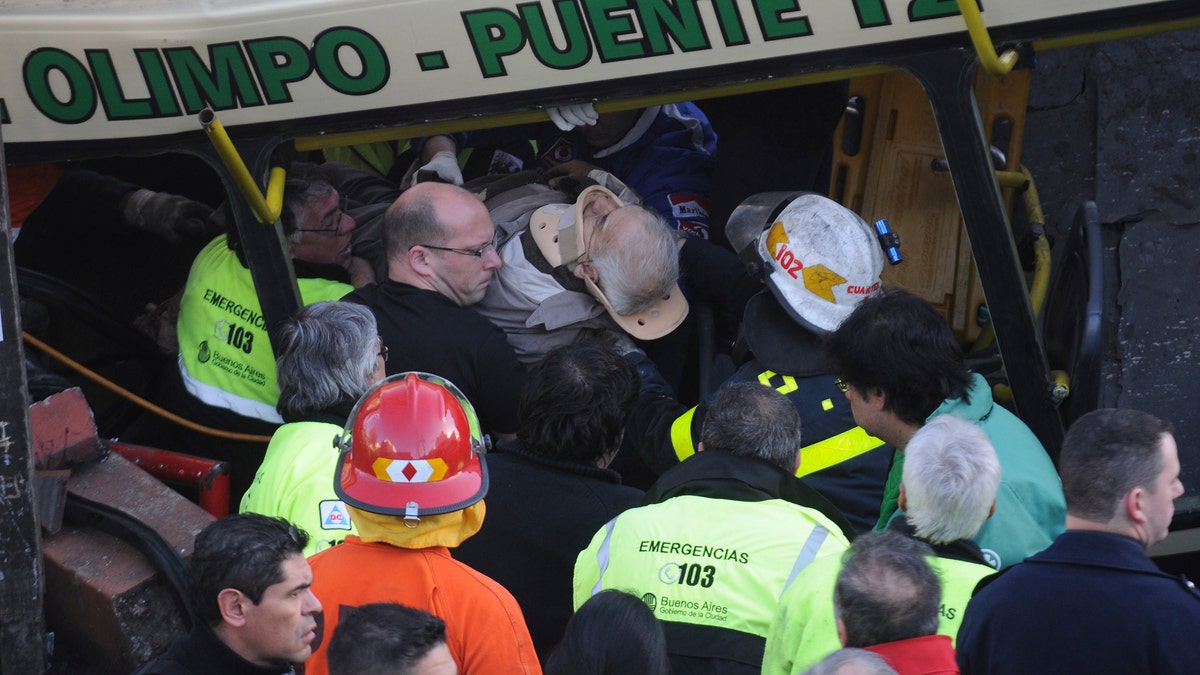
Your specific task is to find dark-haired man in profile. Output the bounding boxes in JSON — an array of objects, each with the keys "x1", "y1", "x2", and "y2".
[
  {"x1": 956, "y1": 408, "x2": 1199, "y2": 675},
  {"x1": 824, "y1": 289, "x2": 1065, "y2": 569},
  {"x1": 134, "y1": 513, "x2": 322, "y2": 675}
]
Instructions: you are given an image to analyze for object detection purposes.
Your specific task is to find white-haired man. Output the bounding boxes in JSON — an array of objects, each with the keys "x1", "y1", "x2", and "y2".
[
  {"x1": 764, "y1": 415, "x2": 1001, "y2": 675},
  {"x1": 474, "y1": 173, "x2": 687, "y2": 366}
]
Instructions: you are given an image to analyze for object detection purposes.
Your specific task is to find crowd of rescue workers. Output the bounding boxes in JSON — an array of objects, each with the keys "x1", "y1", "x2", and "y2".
[{"x1": 11, "y1": 87, "x2": 1195, "y2": 675}]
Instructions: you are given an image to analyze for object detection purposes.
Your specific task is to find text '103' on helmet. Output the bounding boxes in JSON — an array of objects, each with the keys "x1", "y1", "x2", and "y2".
[
  {"x1": 334, "y1": 372, "x2": 488, "y2": 522},
  {"x1": 726, "y1": 192, "x2": 886, "y2": 335}
]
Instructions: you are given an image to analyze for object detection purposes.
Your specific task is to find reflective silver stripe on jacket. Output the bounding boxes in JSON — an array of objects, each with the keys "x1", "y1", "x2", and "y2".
[
  {"x1": 780, "y1": 525, "x2": 830, "y2": 597},
  {"x1": 178, "y1": 357, "x2": 283, "y2": 424},
  {"x1": 590, "y1": 518, "x2": 619, "y2": 597}
]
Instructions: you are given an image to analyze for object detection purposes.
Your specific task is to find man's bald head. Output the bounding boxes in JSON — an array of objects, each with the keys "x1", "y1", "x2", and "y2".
[
  {"x1": 384, "y1": 182, "x2": 480, "y2": 258},
  {"x1": 384, "y1": 182, "x2": 501, "y2": 307}
]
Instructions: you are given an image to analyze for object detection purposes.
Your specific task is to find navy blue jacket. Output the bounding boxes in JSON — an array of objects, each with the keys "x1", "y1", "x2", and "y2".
[
  {"x1": 956, "y1": 530, "x2": 1200, "y2": 675},
  {"x1": 452, "y1": 442, "x2": 643, "y2": 659}
]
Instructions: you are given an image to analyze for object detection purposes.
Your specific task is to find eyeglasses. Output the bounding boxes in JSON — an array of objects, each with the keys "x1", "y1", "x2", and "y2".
[
  {"x1": 295, "y1": 196, "x2": 349, "y2": 236},
  {"x1": 835, "y1": 377, "x2": 849, "y2": 393},
  {"x1": 416, "y1": 237, "x2": 498, "y2": 258},
  {"x1": 378, "y1": 344, "x2": 389, "y2": 362}
]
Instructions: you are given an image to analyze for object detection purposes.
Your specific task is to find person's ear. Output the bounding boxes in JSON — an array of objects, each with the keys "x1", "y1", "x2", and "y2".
[
  {"x1": 836, "y1": 617, "x2": 848, "y2": 647},
  {"x1": 1126, "y1": 487, "x2": 1148, "y2": 525},
  {"x1": 696, "y1": 441, "x2": 705, "y2": 454},
  {"x1": 987, "y1": 499, "x2": 996, "y2": 520},
  {"x1": 217, "y1": 588, "x2": 250, "y2": 628},
  {"x1": 868, "y1": 387, "x2": 887, "y2": 410},
  {"x1": 898, "y1": 483, "x2": 908, "y2": 513},
  {"x1": 572, "y1": 259, "x2": 598, "y2": 283},
  {"x1": 408, "y1": 246, "x2": 434, "y2": 276}
]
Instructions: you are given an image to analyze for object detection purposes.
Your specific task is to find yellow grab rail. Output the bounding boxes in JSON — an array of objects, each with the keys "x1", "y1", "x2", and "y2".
[
  {"x1": 956, "y1": 0, "x2": 1020, "y2": 76},
  {"x1": 199, "y1": 108, "x2": 285, "y2": 224}
]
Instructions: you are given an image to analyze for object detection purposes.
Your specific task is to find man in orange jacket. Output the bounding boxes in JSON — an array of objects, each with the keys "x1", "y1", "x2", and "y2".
[{"x1": 304, "y1": 372, "x2": 541, "y2": 675}]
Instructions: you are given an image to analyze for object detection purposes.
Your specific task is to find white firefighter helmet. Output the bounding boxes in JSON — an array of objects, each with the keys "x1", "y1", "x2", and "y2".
[{"x1": 728, "y1": 192, "x2": 885, "y2": 334}]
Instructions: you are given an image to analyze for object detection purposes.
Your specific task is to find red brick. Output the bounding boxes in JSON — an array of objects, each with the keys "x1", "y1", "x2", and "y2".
[
  {"x1": 29, "y1": 388, "x2": 103, "y2": 470},
  {"x1": 41, "y1": 452, "x2": 214, "y2": 672}
]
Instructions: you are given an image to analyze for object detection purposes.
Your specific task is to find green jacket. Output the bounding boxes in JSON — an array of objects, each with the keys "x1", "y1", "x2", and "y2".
[
  {"x1": 573, "y1": 451, "x2": 851, "y2": 673},
  {"x1": 176, "y1": 235, "x2": 352, "y2": 422},
  {"x1": 877, "y1": 373, "x2": 1066, "y2": 569},
  {"x1": 240, "y1": 417, "x2": 356, "y2": 556}
]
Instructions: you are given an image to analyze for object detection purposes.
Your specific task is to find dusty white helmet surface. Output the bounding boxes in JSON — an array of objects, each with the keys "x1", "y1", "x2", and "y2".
[{"x1": 756, "y1": 193, "x2": 884, "y2": 333}]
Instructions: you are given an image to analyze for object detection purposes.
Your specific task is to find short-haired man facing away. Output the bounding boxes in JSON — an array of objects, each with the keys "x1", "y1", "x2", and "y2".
[
  {"x1": 833, "y1": 532, "x2": 956, "y2": 675},
  {"x1": 574, "y1": 383, "x2": 852, "y2": 675},
  {"x1": 453, "y1": 342, "x2": 645, "y2": 658},
  {"x1": 327, "y1": 603, "x2": 457, "y2": 675}
]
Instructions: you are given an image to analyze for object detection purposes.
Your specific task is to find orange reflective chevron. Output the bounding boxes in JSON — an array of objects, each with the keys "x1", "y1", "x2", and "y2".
[{"x1": 371, "y1": 457, "x2": 451, "y2": 483}]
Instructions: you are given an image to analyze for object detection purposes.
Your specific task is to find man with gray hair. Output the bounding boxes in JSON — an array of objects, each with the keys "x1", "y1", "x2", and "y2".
[
  {"x1": 830, "y1": 532, "x2": 955, "y2": 674},
  {"x1": 474, "y1": 172, "x2": 687, "y2": 366},
  {"x1": 125, "y1": 163, "x2": 374, "y2": 508},
  {"x1": 957, "y1": 408, "x2": 1200, "y2": 674},
  {"x1": 764, "y1": 415, "x2": 999, "y2": 674},
  {"x1": 240, "y1": 301, "x2": 387, "y2": 555},
  {"x1": 574, "y1": 382, "x2": 853, "y2": 675}
]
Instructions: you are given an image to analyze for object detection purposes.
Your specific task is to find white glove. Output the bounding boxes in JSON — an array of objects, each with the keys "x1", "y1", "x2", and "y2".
[
  {"x1": 548, "y1": 103, "x2": 599, "y2": 131},
  {"x1": 416, "y1": 150, "x2": 463, "y2": 185}
]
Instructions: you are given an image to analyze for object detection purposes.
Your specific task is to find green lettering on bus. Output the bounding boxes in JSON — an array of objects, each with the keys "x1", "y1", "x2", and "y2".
[
  {"x1": 755, "y1": 0, "x2": 813, "y2": 42},
  {"x1": 463, "y1": 8, "x2": 527, "y2": 78},
  {"x1": 312, "y1": 27, "x2": 388, "y2": 95},
  {"x1": 523, "y1": 0, "x2": 593, "y2": 70},
  {"x1": 640, "y1": 0, "x2": 710, "y2": 55},
  {"x1": 24, "y1": 48, "x2": 96, "y2": 124},
  {"x1": 166, "y1": 43, "x2": 263, "y2": 113}
]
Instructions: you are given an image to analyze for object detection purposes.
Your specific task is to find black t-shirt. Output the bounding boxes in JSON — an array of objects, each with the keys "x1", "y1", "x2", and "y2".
[{"x1": 344, "y1": 280, "x2": 525, "y2": 435}]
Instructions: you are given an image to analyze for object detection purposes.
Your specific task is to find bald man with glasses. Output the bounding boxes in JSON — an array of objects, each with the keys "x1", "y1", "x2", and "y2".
[{"x1": 343, "y1": 181, "x2": 526, "y2": 439}]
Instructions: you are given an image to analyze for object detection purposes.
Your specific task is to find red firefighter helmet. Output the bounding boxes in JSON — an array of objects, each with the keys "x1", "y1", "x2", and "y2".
[{"x1": 334, "y1": 372, "x2": 488, "y2": 519}]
